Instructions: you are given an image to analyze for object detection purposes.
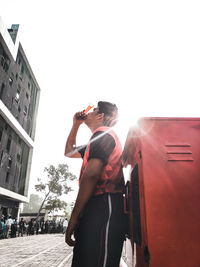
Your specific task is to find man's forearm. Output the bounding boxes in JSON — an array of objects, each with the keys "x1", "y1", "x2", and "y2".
[{"x1": 64, "y1": 124, "x2": 80, "y2": 156}]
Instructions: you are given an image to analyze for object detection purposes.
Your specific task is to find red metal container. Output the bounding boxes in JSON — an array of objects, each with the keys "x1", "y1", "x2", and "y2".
[{"x1": 123, "y1": 117, "x2": 200, "y2": 267}]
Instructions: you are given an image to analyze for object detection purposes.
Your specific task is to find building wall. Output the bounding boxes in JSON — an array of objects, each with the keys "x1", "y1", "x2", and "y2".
[
  {"x1": 0, "y1": 114, "x2": 29, "y2": 196},
  {"x1": 0, "y1": 195, "x2": 19, "y2": 219},
  {"x1": 0, "y1": 42, "x2": 39, "y2": 140},
  {"x1": 0, "y1": 20, "x2": 40, "y2": 220}
]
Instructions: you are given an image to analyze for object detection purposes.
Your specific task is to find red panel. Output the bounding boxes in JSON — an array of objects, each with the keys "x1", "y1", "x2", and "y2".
[{"x1": 123, "y1": 118, "x2": 200, "y2": 267}]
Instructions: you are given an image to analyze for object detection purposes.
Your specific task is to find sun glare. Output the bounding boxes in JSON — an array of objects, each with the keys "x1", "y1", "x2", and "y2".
[{"x1": 114, "y1": 110, "x2": 141, "y2": 148}]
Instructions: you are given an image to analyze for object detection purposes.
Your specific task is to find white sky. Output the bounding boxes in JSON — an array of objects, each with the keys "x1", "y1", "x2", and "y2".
[{"x1": 1, "y1": 0, "x2": 200, "y2": 202}]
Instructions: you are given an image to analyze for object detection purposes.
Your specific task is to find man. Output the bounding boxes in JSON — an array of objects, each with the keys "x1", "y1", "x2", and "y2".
[
  {"x1": 35, "y1": 220, "x2": 40, "y2": 235},
  {"x1": 63, "y1": 218, "x2": 68, "y2": 234},
  {"x1": 11, "y1": 218, "x2": 18, "y2": 238},
  {"x1": 18, "y1": 218, "x2": 24, "y2": 237},
  {"x1": 5, "y1": 216, "x2": 13, "y2": 238},
  {"x1": 65, "y1": 101, "x2": 125, "y2": 267},
  {"x1": 0, "y1": 218, "x2": 4, "y2": 239},
  {"x1": 28, "y1": 219, "x2": 34, "y2": 235}
]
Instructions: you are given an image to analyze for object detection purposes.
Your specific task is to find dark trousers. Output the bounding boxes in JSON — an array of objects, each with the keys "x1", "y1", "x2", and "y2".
[{"x1": 72, "y1": 193, "x2": 126, "y2": 267}]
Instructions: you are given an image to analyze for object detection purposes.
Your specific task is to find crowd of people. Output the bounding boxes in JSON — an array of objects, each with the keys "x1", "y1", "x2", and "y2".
[{"x1": 0, "y1": 216, "x2": 68, "y2": 239}]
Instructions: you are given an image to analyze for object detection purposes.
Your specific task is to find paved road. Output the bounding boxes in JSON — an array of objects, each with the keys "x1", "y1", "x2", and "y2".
[
  {"x1": 0, "y1": 234, "x2": 134, "y2": 267},
  {"x1": 0, "y1": 234, "x2": 73, "y2": 267}
]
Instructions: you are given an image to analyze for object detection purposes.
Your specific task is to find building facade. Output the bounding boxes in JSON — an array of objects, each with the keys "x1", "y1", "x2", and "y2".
[{"x1": 0, "y1": 17, "x2": 40, "y2": 220}]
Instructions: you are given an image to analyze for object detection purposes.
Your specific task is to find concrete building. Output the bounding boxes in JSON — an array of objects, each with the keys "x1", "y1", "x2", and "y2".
[{"x1": 0, "y1": 17, "x2": 40, "y2": 220}]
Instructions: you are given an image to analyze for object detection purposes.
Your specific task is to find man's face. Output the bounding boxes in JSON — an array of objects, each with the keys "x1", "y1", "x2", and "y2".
[{"x1": 85, "y1": 107, "x2": 103, "y2": 127}]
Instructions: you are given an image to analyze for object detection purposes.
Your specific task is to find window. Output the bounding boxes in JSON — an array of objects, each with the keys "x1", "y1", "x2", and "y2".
[
  {"x1": 28, "y1": 82, "x2": 30, "y2": 89},
  {"x1": 9, "y1": 73, "x2": 14, "y2": 86},
  {"x1": 15, "y1": 86, "x2": 21, "y2": 102},
  {"x1": 5, "y1": 172, "x2": 10, "y2": 183},
  {"x1": 0, "y1": 129, "x2": 2, "y2": 142},
  {"x1": 6, "y1": 136, "x2": 11, "y2": 152},
  {"x1": 20, "y1": 65, "x2": 24, "y2": 76},
  {"x1": 26, "y1": 92, "x2": 29, "y2": 99},
  {"x1": 19, "y1": 64, "x2": 24, "y2": 80},
  {"x1": 15, "y1": 73, "x2": 18, "y2": 80},
  {"x1": 9, "y1": 77, "x2": 13, "y2": 86},
  {"x1": 0, "y1": 44, "x2": 10, "y2": 72},
  {"x1": 8, "y1": 157, "x2": 12, "y2": 169},
  {"x1": 0, "y1": 151, "x2": 3, "y2": 164},
  {"x1": 4, "y1": 61, "x2": 9, "y2": 72},
  {"x1": 0, "y1": 83, "x2": 5, "y2": 99},
  {"x1": 18, "y1": 106, "x2": 21, "y2": 113},
  {"x1": 18, "y1": 137, "x2": 21, "y2": 144},
  {"x1": 24, "y1": 106, "x2": 28, "y2": 116},
  {"x1": 0, "y1": 55, "x2": 5, "y2": 67},
  {"x1": 12, "y1": 25, "x2": 19, "y2": 30},
  {"x1": 1, "y1": 57, "x2": 10, "y2": 72},
  {"x1": 17, "y1": 153, "x2": 21, "y2": 162}
]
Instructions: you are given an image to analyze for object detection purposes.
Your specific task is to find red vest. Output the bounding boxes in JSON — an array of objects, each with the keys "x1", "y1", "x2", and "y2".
[{"x1": 79, "y1": 126, "x2": 125, "y2": 196}]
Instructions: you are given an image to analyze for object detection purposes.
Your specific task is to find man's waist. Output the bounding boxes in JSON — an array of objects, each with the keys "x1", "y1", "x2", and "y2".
[{"x1": 92, "y1": 191, "x2": 124, "y2": 199}]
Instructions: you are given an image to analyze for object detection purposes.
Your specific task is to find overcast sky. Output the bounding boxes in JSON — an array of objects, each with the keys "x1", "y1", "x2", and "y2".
[{"x1": 1, "y1": 0, "x2": 200, "y2": 202}]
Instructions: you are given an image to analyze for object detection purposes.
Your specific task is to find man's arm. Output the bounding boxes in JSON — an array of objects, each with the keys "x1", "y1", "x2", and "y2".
[
  {"x1": 65, "y1": 158, "x2": 104, "y2": 246},
  {"x1": 64, "y1": 112, "x2": 86, "y2": 158}
]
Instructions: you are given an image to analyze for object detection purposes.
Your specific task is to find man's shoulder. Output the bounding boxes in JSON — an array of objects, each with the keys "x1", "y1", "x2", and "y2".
[
  {"x1": 91, "y1": 130, "x2": 115, "y2": 141},
  {"x1": 92, "y1": 127, "x2": 119, "y2": 141}
]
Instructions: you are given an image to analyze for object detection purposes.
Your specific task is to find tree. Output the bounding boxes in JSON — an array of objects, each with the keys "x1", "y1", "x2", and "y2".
[
  {"x1": 45, "y1": 198, "x2": 67, "y2": 214},
  {"x1": 35, "y1": 163, "x2": 76, "y2": 220},
  {"x1": 64, "y1": 201, "x2": 75, "y2": 220},
  {"x1": 23, "y1": 194, "x2": 43, "y2": 213}
]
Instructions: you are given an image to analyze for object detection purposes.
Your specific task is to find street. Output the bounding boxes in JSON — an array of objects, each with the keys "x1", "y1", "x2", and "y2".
[
  {"x1": 0, "y1": 234, "x2": 134, "y2": 267},
  {"x1": 0, "y1": 234, "x2": 73, "y2": 267}
]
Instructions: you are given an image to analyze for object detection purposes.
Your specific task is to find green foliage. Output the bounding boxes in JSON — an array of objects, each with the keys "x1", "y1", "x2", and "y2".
[
  {"x1": 35, "y1": 163, "x2": 76, "y2": 196},
  {"x1": 45, "y1": 199, "x2": 67, "y2": 213},
  {"x1": 35, "y1": 183, "x2": 46, "y2": 192},
  {"x1": 64, "y1": 201, "x2": 74, "y2": 220},
  {"x1": 64, "y1": 210, "x2": 71, "y2": 221},
  {"x1": 34, "y1": 163, "x2": 77, "y2": 220}
]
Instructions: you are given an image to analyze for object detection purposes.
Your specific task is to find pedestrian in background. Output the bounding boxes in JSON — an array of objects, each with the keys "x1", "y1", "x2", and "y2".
[
  {"x1": 18, "y1": 218, "x2": 25, "y2": 237},
  {"x1": 11, "y1": 218, "x2": 18, "y2": 238},
  {"x1": 6, "y1": 216, "x2": 13, "y2": 238},
  {"x1": 40, "y1": 219, "x2": 45, "y2": 234},
  {"x1": 28, "y1": 219, "x2": 34, "y2": 235},
  {"x1": 35, "y1": 220, "x2": 40, "y2": 235},
  {"x1": 45, "y1": 220, "x2": 49, "y2": 234},
  {"x1": 62, "y1": 218, "x2": 68, "y2": 234},
  {"x1": 51, "y1": 220, "x2": 56, "y2": 233},
  {"x1": 24, "y1": 220, "x2": 27, "y2": 235},
  {"x1": 0, "y1": 218, "x2": 5, "y2": 239}
]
